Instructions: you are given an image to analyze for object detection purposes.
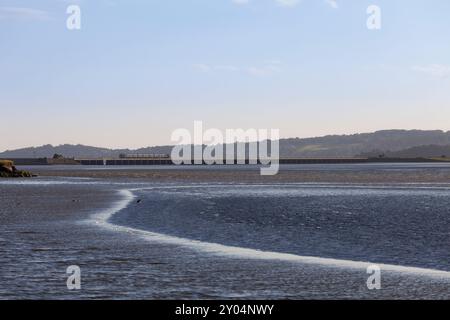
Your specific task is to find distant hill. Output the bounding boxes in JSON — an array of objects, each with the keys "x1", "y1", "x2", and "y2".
[
  {"x1": 359, "y1": 144, "x2": 450, "y2": 159},
  {"x1": 279, "y1": 129, "x2": 450, "y2": 158},
  {"x1": 0, "y1": 144, "x2": 173, "y2": 159},
  {"x1": 3, "y1": 130, "x2": 450, "y2": 159}
]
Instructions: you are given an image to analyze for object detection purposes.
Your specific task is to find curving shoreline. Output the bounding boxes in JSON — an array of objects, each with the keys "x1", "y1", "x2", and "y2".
[
  {"x1": 2, "y1": 170, "x2": 450, "y2": 299},
  {"x1": 98, "y1": 187, "x2": 450, "y2": 280}
]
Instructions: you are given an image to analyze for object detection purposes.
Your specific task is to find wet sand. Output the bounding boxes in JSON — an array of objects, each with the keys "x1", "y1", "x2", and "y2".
[
  {"x1": 1, "y1": 167, "x2": 450, "y2": 299},
  {"x1": 31, "y1": 165, "x2": 450, "y2": 183}
]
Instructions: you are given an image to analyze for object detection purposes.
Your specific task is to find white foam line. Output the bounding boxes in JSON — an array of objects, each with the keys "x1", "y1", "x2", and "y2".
[{"x1": 89, "y1": 189, "x2": 450, "y2": 279}]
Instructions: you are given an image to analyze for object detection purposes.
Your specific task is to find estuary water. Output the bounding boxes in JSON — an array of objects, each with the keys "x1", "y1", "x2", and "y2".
[
  {"x1": 2, "y1": 163, "x2": 450, "y2": 299},
  {"x1": 109, "y1": 183, "x2": 450, "y2": 273}
]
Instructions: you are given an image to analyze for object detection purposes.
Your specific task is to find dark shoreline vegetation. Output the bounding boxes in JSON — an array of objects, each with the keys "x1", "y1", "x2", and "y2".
[{"x1": 0, "y1": 160, "x2": 34, "y2": 178}]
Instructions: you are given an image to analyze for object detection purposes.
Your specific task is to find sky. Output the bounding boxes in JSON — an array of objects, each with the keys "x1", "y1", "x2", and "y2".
[{"x1": 1, "y1": 0, "x2": 450, "y2": 150}]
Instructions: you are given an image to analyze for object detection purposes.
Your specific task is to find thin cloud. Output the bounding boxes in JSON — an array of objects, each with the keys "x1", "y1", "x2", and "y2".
[
  {"x1": 247, "y1": 60, "x2": 282, "y2": 76},
  {"x1": 214, "y1": 65, "x2": 240, "y2": 72},
  {"x1": 232, "y1": 0, "x2": 300, "y2": 7},
  {"x1": 412, "y1": 64, "x2": 450, "y2": 78},
  {"x1": 193, "y1": 64, "x2": 240, "y2": 73},
  {"x1": 0, "y1": 7, "x2": 50, "y2": 21},
  {"x1": 232, "y1": 0, "x2": 250, "y2": 5},
  {"x1": 193, "y1": 64, "x2": 212, "y2": 72},
  {"x1": 247, "y1": 65, "x2": 281, "y2": 77},
  {"x1": 58, "y1": 0, "x2": 116, "y2": 6},
  {"x1": 275, "y1": 0, "x2": 301, "y2": 7},
  {"x1": 232, "y1": 0, "x2": 339, "y2": 9},
  {"x1": 325, "y1": 0, "x2": 338, "y2": 9}
]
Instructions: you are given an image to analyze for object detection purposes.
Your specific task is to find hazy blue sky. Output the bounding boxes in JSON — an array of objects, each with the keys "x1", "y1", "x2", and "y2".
[{"x1": 1, "y1": 0, "x2": 450, "y2": 150}]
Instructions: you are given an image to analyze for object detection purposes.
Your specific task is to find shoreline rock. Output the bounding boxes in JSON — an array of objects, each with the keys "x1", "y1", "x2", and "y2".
[{"x1": 0, "y1": 160, "x2": 35, "y2": 178}]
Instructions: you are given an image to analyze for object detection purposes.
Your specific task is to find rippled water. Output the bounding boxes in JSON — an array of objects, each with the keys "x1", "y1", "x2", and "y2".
[
  {"x1": 2, "y1": 165, "x2": 450, "y2": 299},
  {"x1": 110, "y1": 184, "x2": 450, "y2": 272}
]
